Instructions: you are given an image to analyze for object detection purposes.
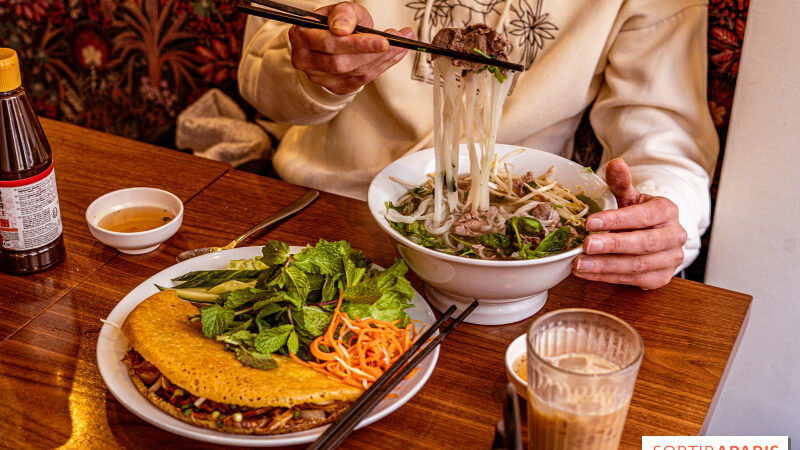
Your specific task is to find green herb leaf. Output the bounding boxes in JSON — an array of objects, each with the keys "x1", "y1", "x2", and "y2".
[
  {"x1": 342, "y1": 284, "x2": 382, "y2": 304},
  {"x1": 286, "y1": 330, "x2": 299, "y2": 354},
  {"x1": 477, "y1": 233, "x2": 511, "y2": 250},
  {"x1": 343, "y1": 257, "x2": 366, "y2": 288},
  {"x1": 282, "y1": 266, "x2": 310, "y2": 301},
  {"x1": 261, "y1": 241, "x2": 290, "y2": 266},
  {"x1": 505, "y1": 216, "x2": 544, "y2": 248},
  {"x1": 576, "y1": 194, "x2": 603, "y2": 215},
  {"x1": 220, "y1": 288, "x2": 266, "y2": 310},
  {"x1": 293, "y1": 306, "x2": 332, "y2": 337},
  {"x1": 235, "y1": 347, "x2": 278, "y2": 370},
  {"x1": 535, "y1": 226, "x2": 571, "y2": 253},
  {"x1": 254, "y1": 324, "x2": 294, "y2": 354},
  {"x1": 320, "y1": 273, "x2": 341, "y2": 303},
  {"x1": 200, "y1": 305, "x2": 235, "y2": 338},
  {"x1": 292, "y1": 240, "x2": 351, "y2": 275}
]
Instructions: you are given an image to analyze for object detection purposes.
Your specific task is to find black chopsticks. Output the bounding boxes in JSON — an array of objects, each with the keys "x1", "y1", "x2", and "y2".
[
  {"x1": 308, "y1": 300, "x2": 480, "y2": 449},
  {"x1": 237, "y1": 1, "x2": 524, "y2": 73}
]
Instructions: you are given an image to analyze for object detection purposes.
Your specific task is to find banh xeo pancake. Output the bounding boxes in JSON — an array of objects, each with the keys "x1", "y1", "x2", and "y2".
[{"x1": 121, "y1": 290, "x2": 363, "y2": 434}]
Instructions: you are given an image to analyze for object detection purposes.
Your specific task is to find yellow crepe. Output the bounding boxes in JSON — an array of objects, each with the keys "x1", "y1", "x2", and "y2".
[{"x1": 122, "y1": 290, "x2": 362, "y2": 408}]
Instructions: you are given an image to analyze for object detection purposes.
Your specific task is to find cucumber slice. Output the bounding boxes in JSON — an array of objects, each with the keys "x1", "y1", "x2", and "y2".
[
  {"x1": 207, "y1": 280, "x2": 257, "y2": 294},
  {"x1": 156, "y1": 285, "x2": 219, "y2": 303}
]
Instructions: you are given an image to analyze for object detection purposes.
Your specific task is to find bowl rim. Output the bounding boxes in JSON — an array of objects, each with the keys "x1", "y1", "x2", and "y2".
[
  {"x1": 505, "y1": 333, "x2": 527, "y2": 388},
  {"x1": 368, "y1": 145, "x2": 616, "y2": 267},
  {"x1": 85, "y1": 187, "x2": 184, "y2": 237}
]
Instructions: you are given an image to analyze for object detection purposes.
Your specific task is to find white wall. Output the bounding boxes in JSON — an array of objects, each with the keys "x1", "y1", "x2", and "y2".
[{"x1": 702, "y1": 0, "x2": 800, "y2": 438}]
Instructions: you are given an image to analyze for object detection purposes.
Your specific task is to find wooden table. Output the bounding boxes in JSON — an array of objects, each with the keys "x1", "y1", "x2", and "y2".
[{"x1": 0, "y1": 121, "x2": 751, "y2": 449}]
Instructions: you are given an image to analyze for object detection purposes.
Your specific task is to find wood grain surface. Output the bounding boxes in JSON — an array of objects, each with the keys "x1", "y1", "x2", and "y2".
[
  {"x1": 0, "y1": 119, "x2": 230, "y2": 341},
  {"x1": 0, "y1": 164, "x2": 751, "y2": 449}
]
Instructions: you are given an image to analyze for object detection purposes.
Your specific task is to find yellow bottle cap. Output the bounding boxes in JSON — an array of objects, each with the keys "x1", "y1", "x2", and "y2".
[{"x1": 0, "y1": 48, "x2": 22, "y2": 92}]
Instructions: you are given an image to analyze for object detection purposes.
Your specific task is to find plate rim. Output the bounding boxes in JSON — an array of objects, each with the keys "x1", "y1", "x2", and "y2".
[{"x1": 96, "y1": 246, "x2": 439, "y2": 447}]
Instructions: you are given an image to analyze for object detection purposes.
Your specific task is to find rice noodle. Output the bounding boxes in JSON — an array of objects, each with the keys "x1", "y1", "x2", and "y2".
[{"x1": 386, "y1": 57, "x2": 597, "y2": 260}]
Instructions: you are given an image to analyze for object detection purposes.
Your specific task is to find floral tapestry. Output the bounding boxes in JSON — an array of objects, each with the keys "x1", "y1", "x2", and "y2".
[{"x1": 0, "y1": 0, "x2": 245, "y2": 144}]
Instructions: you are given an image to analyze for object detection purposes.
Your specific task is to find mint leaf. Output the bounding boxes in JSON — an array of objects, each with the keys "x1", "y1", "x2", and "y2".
[
  {"x1": 221, "y1": 288, "x2": 266, "y2": 309},
  {"x1": 343, "y1": 256, "x2": 366, "y2": 287},
  {"x1": 292, "y1": 240, "x2": 349, "y2": 275},
  {"x1": 254, "y1": 324, "x2": 294, "y2": 354},
  {"x1": 200, "y1": 305, "x2": 235, "y2": 338},
  {"x1": 294, "y1": 306, "x2": 332, "y2": 337},
  {"x1": 283, "y1": 265, "x2": 310, "y2": 301},
  {"x1": 255, "y1": 303, "x2": 285, "y2": 331},
  {"x1": 320, "y1": 273, "x2": 341, "y2": 303},
  {"x1": 307, "y1": 273, "x2": 326, "y2": 292},
  {"x1": 253, "y1": 295, "x2": 285, "y2": 311},
  {"x1": 341, "y1": 303, "x2": 372, "y2": 321},
  {"x1": 235, "y1": 347, "x2": 278, "y2": 370},
  {"x1": 374, "y1": 259, "x2": 408, "y2": 292},
  {"x1": 342, "y1": 284, "x2": 382, "y2": 304},
  {"x1": 287, "y1": 330, "x2": 299, "y2": 354},
  {"x1": 371, "y1": 291, "x2": 413, "y2": 326},
  {"x1": 261, "y1": 240, "x2": 290, "y2": 265}
]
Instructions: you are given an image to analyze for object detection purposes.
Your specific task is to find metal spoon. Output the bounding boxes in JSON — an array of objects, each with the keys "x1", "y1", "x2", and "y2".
[{"x1": 176, "y1": 190, "x2": 319, "y2": 262}]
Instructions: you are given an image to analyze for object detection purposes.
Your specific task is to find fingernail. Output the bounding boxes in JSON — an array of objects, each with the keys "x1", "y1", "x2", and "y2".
[
  {"x1": 372, "y1": 39, "x2": 388, "y2": 52},
  {"x1": 576, "y1": 257, "x2": 593, "y2": 271},
  {"x1": 587, "y1": 238, "x2": 603, "y2": 253},
  {"x1": 331, "y1": 18, "x2": 350, "y2": 30},
  {"x1": 586, "y1": 217, "x2": 602, "y2": 230}
]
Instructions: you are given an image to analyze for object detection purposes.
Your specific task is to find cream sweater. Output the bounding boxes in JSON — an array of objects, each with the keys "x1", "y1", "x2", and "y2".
[{"x1": 238, "y1": 0, "x2": 719, "y2": 270}]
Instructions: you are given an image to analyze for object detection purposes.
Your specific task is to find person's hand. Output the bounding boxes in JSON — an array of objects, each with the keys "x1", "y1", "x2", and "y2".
[
  {"x1": 288, "y1": 2, "x2": 413, "y2": 95},
  {"x1": 572, "y1": 159, "x2": 687, "y2": 289}
]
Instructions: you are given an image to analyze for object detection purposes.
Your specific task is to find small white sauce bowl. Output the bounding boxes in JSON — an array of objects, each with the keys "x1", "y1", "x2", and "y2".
[
  {"x1": 505, "y1": 333, "x2": 528, "y2": 398},
  {"x1": 86, "y1": 187, "x2": 183, "y2": 254}
]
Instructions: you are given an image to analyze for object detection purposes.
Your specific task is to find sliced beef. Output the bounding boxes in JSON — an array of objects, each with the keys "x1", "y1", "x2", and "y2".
[
  {"x1": 432, "y1": 24, "x2": 510, "y2": 71},
  {"x1": 521, "y1": 235, "x2": 541, "y2": 247},
  {"x1": 453, "y1": 209, "x2": 488, "y2": 237},
  {"x1": 513, "y1": 171, "x2": 535, "y2": 195}
]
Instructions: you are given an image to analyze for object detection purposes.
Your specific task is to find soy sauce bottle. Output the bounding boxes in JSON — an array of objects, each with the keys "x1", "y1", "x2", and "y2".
[{"x1": 0, "y1": 48, "x2": 65, "y2": 274}]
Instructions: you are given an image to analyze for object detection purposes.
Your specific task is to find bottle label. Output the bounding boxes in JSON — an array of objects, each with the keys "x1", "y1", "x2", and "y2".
[{"x1": 0, "y1": 163, "x2": 63, "y2": 252}]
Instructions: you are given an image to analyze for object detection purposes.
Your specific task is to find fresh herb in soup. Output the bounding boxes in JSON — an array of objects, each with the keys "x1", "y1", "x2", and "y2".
[{"x1": 384, "y1": 162, "x2": 601, "y2": 261}]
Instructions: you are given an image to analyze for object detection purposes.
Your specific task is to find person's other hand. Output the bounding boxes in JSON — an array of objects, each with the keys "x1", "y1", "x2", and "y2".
[
  {"x1": 572, "y1": 159, "x2": 687, "y2": 289},
  {"x1": 288, "y1": 2, "x2": 413, "y2": 95}
]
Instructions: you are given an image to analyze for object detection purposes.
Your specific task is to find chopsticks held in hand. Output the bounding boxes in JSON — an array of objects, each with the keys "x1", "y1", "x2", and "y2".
[
  {"x1": 308, "y1": 300, "x2": 480, "y2": 450},
  {"x1": 237, "y1": 0, "x2": 524, "y2": 73}
]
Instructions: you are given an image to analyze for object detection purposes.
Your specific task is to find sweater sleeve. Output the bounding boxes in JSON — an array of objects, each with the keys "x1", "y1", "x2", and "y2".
[
  {"x1": 590, "y1": 4, "x2": 720, "y2": 272},
  {"x1": 237, "y1": 10, "x2": 361, "y2": 126}
]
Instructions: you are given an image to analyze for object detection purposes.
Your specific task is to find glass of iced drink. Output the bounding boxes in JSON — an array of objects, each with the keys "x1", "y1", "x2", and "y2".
[{"x1": 526, "y1": 308, "x2": 643, "y2": 450}]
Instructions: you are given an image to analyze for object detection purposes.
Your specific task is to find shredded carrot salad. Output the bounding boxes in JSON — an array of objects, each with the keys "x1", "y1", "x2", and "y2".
[{"x1": 289, "y1": 290, "x2": 418, "y2": 389}]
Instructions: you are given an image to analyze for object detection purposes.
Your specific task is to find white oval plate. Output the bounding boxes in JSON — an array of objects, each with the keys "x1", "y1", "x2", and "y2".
[{"x1": 97, "y1": 246, "x2": 439, "y2": 447}]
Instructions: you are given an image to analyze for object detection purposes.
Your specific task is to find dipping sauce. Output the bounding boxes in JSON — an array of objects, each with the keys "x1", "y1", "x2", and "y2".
[
  {"x1": 514, "y1": 354, "x2": 527, "y2": 382},
  {"x1": 98, "y1": 205, "x2": 174, "y2": 233}
]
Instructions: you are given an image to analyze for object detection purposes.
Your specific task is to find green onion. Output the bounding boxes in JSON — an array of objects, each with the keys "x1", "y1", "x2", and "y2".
[
  {"x1": 293, "y1": 410, "x2": 300, "y2": 419},
  {"x1": 217, "y1": 420, "x2": 224, "y2": 428},
  {"x1": 233, "y1": 412, "x2": 243, "y2": 423},
  {"x1": 181, "y1": 404, "x2": 191, "y2": 410},
  {"x1": 184, "y1": 408, "x2": 192, "y2": 416}
]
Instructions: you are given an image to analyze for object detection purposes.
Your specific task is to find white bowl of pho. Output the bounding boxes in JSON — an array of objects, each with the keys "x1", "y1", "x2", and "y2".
[{"x1": 367, "y1": 145, "x2": 616, "y2": 325}]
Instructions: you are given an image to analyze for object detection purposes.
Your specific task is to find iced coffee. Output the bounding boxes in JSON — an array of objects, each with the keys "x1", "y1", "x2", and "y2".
[{"x1": 526, "y1": 309, "x2": 643, "y2": 450}]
